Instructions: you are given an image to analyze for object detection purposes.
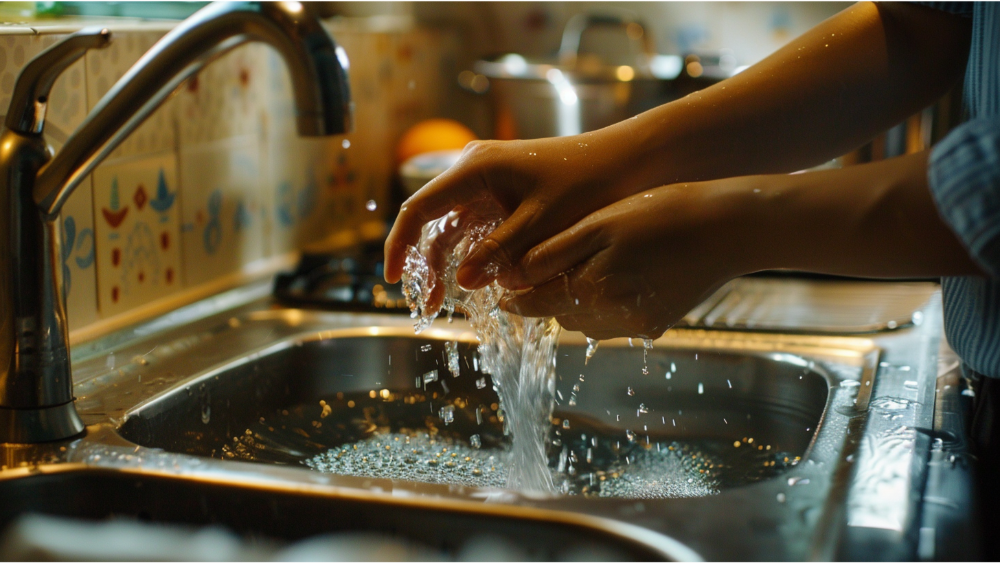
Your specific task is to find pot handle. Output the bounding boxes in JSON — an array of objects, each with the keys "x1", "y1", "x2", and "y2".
[{"x1": 558, "y1": 11, "x2": 651, "y2": 67}]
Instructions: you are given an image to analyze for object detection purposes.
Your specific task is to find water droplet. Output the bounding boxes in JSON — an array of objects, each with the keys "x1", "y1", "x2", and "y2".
[
  {"x1": 871, "y1": 396, "x2": 913, "y2": 411},
  {"x1": 627, "y1": 387, "x2": 635, "y2": 396},
  {"x1": 470, "y1": 434, "x2": 481, "y2": 449},
  {"x1": 903, "y1": 380, "x2": 919, "y2": 391},
  {"x1": 439, "y1": 405, "x2": 455, "y2": 425},
  {"x1": 422, "y1": 370, "x2": 438, "y2": 385},
  {"x1": 585, "y1": 338, "x2": 599, "y2": 364},
  {"x1": 445, "y1": 341, "x2": 460, "y2": 377},
  {"x1": 365, "y1": 199, "x2": 377, "y2": 211},
  {"x1": 625, "y1": 429, "x2": 636, "y2": 442},
  {"x1": 475, "y1": 377, "x2": 487, "y2": 389},
  {"x1": 420, "y1": 344, "x2": 433, "y2": 352},
  {"x1": 840, "y1": 380, "x2": 861, "y2": 388},
  {"x1": 562, "y1": 419, "x2": 570, "y2": 429},
  {"x1": 342, "y1": 139, "x2": 351, "y2": 149},
  {"x1": 698, "y1": 383, "x2": 704, "y2": 395},
  {"x1": 638, "y1": 403, "x2": 649, "y2": 414},
  {"x1": 776, "y1": 493, "x2": 786, "y2": 503}
]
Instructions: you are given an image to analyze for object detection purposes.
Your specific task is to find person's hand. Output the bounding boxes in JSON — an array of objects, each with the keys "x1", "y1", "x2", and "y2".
[
  {"x1": 501, "y1": 179, "x2": 757, "y2": 339},
  {"x1": 384, "y1": 127, "x2": 649, "y2": 292}
]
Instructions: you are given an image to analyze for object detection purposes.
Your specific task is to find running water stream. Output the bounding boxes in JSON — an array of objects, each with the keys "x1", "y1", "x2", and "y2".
[{"x1": 401, "y1": 213, "x2": 560, "y2": 493}]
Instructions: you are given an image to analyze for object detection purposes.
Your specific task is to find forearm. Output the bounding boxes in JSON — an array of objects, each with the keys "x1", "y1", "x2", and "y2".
[
  {"x1": 607, "y1": 2, "x2": 970, "y2": 189},
  {"x1": 722, "y1": 151, "x2": 985, "y2": 278}
]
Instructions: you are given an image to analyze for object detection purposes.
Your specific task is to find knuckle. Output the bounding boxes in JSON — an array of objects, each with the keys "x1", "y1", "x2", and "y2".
[
  {"x1": 483, "y1": 237, "x2": 516, "y2": 269},
  {"x1": 461, "y1": 139, "x2": 500, "y2": 162},
  {"x1": 522, "y1": 248, "x2": 555, "y2": 284}
]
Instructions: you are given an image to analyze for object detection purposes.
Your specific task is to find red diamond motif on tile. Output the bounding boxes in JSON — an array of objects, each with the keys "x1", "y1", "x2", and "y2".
[{"x1": 133, "y1": 184, "x2": 148, "y2": 210}]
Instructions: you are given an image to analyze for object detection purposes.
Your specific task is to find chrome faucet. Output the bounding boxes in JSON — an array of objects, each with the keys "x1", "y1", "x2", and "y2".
[{"x1": 0, "y1": 1, "x2": 352, "y2": 443}]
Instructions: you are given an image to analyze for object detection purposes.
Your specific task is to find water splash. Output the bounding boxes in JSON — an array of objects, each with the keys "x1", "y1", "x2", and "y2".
[
  {"x1": 641, "y1": 339, "x2": 653, "y2": 375},
  {"x1": 402, "y1": 214, "x2": 559, "y2": 493},
  {"x1": 445, "y1": 341, "x2": 461, "y2": 378}
]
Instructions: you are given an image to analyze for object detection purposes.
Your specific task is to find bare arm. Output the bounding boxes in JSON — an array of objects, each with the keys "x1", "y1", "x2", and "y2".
[
  {"x1": 615, "y1": 2, "x2": 972, "y2": 185},
  {"x1": 503, "y1": 151, "x2": 984, "y2": 339},
  {"x1": 385, "y1": 2, "x2": 972, "y2": 294}
]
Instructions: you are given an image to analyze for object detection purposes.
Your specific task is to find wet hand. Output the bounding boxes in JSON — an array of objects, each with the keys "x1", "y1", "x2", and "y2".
[
  {"x1": 501, "y1": 181, "x2": 755, "y2": 339},
  {"x1": 384, "y1": 127, "x2": 646, "y2": 290}
]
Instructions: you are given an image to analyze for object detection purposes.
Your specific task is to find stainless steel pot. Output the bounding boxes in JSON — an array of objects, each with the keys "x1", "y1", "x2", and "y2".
[{"x1": 467, "y1": 12, "x2": 731, "y2": 140}]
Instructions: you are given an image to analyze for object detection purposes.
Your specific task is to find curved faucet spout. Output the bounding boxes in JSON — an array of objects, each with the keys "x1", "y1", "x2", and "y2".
[
  {"x1": 0, "y1": 1, "x2": 352, "y2": 443},
  {"x1": 34, "y1": 0, "x2": 352, "y2": 219}
]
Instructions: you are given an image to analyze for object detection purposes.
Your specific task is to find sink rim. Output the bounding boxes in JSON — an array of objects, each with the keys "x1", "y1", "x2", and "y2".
[
  {"x1": 0, "y1": 460, "x2": 705, "y2": 562},
  {"x1": 64, "y1": 301, "x2": 891, "y2": 561}
]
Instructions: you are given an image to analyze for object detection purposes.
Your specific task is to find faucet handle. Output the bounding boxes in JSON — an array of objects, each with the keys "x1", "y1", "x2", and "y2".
[{"x1": 6, "y1": 27, "x2": 111, "y2": 135}]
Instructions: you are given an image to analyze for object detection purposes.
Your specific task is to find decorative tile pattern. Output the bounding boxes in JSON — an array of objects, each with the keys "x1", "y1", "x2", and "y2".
[
  {"x1": 92, "y1": 152, "x2": 182, "y2": 316},
  {"x1": 177, "y1": 43, "x2": 263, "y2": 146},
  {"x1": 84, "y1": 30, "x2": 175, "y2": 160},
  {"x1": 0, "y1": 21, "x2": 458, "y2": 331},
  {"x1": 266, "y1": 135, "x2": 342, "y2": 254},
  {"x1": 179, "y1": 136, "x2": 265, "y2": 286}
]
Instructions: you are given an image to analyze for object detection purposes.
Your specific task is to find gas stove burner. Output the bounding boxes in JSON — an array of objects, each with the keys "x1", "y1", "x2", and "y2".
[{"x1": 273, "y1": 247, "x2": 408, "y2": 313}]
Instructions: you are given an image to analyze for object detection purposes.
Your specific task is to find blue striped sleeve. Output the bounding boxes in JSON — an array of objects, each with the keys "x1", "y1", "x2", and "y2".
[
  {"x1": 913, "y1": 2, "x2": 974, "y2": 17},
  {"x1": 929, "y1": 116, "x2": 1000, "y2": 278}
]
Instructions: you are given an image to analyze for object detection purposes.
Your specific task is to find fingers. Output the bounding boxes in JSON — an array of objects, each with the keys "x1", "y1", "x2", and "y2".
[
  {"x1": 384, "y1": 161, "x2": 486, "y2": 283},
  {"x1": 501, "y1": 267, "x2": 597, "y2": 318},
  {"x1": 511, "y1": 221, "x2": 609, "y2": 289},
  {"x1": 421, "y1": 212, "x2": 468, "y2": 314},
  {"x1": 455, "y1": 209, "x2": 543, "y2": 290}
]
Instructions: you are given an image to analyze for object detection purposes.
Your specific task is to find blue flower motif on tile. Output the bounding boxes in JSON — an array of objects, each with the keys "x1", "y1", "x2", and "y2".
[
  {"x1": 149, "y1": 168, "x2": 176, "y2": 213},
  {"x1": 60, "y1": 216, "x2": 95, "y2": 301},
  {"x1": 276, "y1": 181, "x2": 294, "y2": 227},
  {"x1": 204, "y1": 189, "x2": 223, "y2": 254},
  {"x1": 234, "y1": 199, "x2": 251, "y2": 232}
]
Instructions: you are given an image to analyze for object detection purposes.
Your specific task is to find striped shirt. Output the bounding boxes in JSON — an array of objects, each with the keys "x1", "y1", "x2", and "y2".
[{"x1": 923, "y1": 2, "x2": 1000, "y2": 377}]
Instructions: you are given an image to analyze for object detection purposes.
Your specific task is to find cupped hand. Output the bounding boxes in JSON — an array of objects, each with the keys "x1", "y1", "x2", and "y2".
[
  {"x1": 501, "y1": 179, "x2": 759, "y2": 339},
  {"x1": 384, "y1": 127, "x2": 646, "y2": 292}
]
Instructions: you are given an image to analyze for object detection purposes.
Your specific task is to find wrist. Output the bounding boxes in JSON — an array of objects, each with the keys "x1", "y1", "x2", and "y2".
[{"x1": 696, "y1": 175, "x2": 791, "y2": 276}]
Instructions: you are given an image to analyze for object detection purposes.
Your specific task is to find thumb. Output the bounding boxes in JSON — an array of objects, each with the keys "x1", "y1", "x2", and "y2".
[{"x1": 455, "y1": 208, "x2": 541, "y2": 290}]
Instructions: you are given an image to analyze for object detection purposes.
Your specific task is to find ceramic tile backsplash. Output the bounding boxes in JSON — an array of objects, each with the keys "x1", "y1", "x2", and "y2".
[
  {"x1": 0, "y1": 17, "x2": 455, "y2": 334},
  {"x1": 84, "y1": 29, "x2": 176, "y2": 160},
  {"x1": 179, "y1": 135, "x2": 266, "y2": 286},
  {"x1": 92, "y1": 152, "x2": 183, "y2": 316},
  {"x1": 177, "y1": 44, "x2": 263, "y2": 146}
]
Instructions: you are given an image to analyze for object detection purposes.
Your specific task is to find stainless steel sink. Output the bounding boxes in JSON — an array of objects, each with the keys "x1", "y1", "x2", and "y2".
[
  {"x1": 0, "y1": 281, "x2": 976, "y2": 561},
  {"x1": 0, "y1": 468, "x2": 680, "y2": 560},
  {"x1": 117, "y1": 330, "x2": 833, "y2": 495}
]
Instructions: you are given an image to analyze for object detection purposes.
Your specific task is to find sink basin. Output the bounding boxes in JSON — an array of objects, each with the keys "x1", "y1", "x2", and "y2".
[
  {"x1": 1, "y1": 280, "x2": 972, "y2": 561},
  {"x1": 65, "y1": 301, "x2": 893, "y2": 560},
  {"x1": 118, "y1": 327, "x2": 832, "y2": 497},
  {"x1": 0, "y1": 469, "x2": 679, "y2": 560}
]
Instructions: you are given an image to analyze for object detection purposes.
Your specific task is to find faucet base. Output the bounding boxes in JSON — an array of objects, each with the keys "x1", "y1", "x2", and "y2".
[{"x1": 0, "y1": 402, "x2": 85, "y2": 443}]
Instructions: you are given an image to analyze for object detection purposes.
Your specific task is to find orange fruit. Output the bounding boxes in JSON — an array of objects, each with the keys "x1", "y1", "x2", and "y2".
[{"x1": 396, "y1": 119, "x2": 477, "y2": 165}]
